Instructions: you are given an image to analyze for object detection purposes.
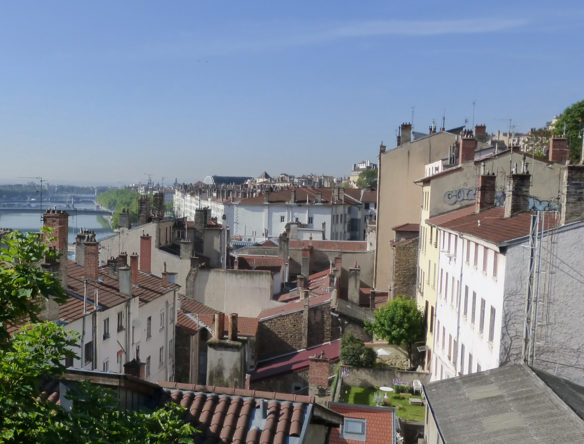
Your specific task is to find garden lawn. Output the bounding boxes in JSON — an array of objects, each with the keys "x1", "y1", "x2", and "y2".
[{"x1": 339, "y1": 386, "x2": 425, "y2": 422}]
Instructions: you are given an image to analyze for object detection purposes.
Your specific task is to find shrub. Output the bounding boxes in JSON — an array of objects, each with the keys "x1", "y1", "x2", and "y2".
[
  {"x1": 340, "y1": 334, "x2": 376, "y2": 368},
  {"x1": 393, "y1": 384, "x2": 411, "y2": 394}
]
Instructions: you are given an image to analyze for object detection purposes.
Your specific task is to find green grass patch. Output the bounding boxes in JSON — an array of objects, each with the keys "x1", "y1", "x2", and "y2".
[{"x1": 339, "y1": 385, "x2": 425, "y2": 422}]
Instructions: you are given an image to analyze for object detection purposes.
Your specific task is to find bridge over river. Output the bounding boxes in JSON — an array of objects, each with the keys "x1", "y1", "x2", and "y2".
[{"x1": 0, "y1": 207, "x2": 112, "y2": 216}]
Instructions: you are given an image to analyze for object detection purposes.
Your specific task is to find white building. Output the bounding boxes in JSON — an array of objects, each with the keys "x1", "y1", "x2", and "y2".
[{"x1": 175, "y1": 187, "x2": 376, "y2": 243}]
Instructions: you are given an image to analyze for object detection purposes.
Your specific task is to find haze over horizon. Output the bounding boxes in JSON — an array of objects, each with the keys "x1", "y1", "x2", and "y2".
[{"x1": 1, "y1": 1, "x2": 582, "y2": 185}]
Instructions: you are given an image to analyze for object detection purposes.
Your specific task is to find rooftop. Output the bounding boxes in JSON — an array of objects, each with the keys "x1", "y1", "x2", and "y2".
[
  {"x1": 424, "y1": 364, "x2": 584, "y2": 444},
  {"x1": 289, "y1": 240, "x2": 368, "y2": 251},
  {"x1": 328, "y1": 403, "x2": 395, "y2": 444}
]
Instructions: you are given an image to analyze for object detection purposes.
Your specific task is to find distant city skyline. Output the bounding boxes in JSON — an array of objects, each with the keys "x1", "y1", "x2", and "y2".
[{"x1": 1, "y1": 1, "x2": 582, "y2": 185}]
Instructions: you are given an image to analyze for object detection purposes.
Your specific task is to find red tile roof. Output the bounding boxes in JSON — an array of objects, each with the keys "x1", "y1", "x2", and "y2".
[
  {"x1": 289, "y1": 240, "x2": 368, "y2": 251},
  {"x1": 428, "y1": 206, "x2": 560, "y2": 244},
  {"x1": 237, "y1": 255, "x2": 284, "y2": 270},
  {"x1": 275, "y1": 268, "x2": 333, "y2": 303},
  {"x1": 259, "y1": 292, "x2": 332, "y2": 320},
  {"x1": 251, "y1": 340, "x2": 340, "y2": 381},
  {"x1": 392, "y1": 223, "x2": 420, "y2": 232},
  {"x1": 328, "y1": 403, "x2": 395, "y2": 444}
]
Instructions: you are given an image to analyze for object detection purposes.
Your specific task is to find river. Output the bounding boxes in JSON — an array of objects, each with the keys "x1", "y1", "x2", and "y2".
[{"x1": 0, "y1": 203, "x2": 115, "y2": 255}]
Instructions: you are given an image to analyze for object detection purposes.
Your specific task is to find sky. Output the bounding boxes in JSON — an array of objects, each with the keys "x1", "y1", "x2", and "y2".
[{"x1": 0, "y1": 1, "x2": 583, "y2": 185}]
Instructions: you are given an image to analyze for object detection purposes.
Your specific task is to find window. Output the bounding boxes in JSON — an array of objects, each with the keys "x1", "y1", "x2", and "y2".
[
  {"x1": 169, "y1": 305, "x2": 175, "y2": 324},
  {"x1": 479, "y1": 298, "x2": 486, "y2": 334},
  {"x1": 280, "y1": 216, "x2": 285, "y2": 222},
  {"x1": 103, "y1": 359, "x2": 109, "y2": 372},
  {"x1": 493, "y1": 253, "x2": 498, "y2": 278},
  {"x1": 460, "y1": 344, "x2": 465, "y2": 374},
  {"x1": 468, "y1": 353, "x2": 473, "y2": 374},
  {"x1": 464, "y1": 286, "x2": 469, "y2": 316},
  {"x1": 433, "y1": 263, "x2": 437, "y2": 289},
  {"x1": 159, "y1": 346, "x2": 164, "y2": 367},
  {"x1": 117, "y1": 311, "x2": 124, "y2": 332},
  {"x1": 454, "y1": 236, "x2": 458, "y2": 255},
  {"x1": 342, "y1": 418, "x2": 367, "y2": 441},
  {"x1": 445, "y1": 273, "x2": 449, "y2": 299},
  {"x1": 442, "y1": 326, "x2": 445, "y2": 350},
  {"x1": 147, "y1": 316, "x2": 152, "y2": 339},
  {"x1": 453, "y1": 339, "x2": 458, "y2": 366},
  {"x1": 132, "y1": 326, "x2": 135, "y2": 344},
  {"x1": 103, "y1": 317, "x2": 110, "y2": 340},
  {"x1": 424, "y1": 301, "x2": 429, "y2": 326},
  {"x1": 65, "y1": 355, "x2": 74, "y2": 368},
  {"x1": 471, "y1": 292, "x2": 477, "y2": 325},
  {"x1": 448, "y1": 334, "x2": 452, "y2": 360},
  {"x1": 483, "y1": 247, "x2": 488, "y2": 273},
  {"x1": 450, "y1": 276, "x2": 455, "y2": 306},
  {"x1": 308, "y1": 216, "x2": 313, "y2": 224},
  {"x1": 430, "y1": 306, "x2": 434, "y2": 333},
  {"x1": 146, "y1": 356, "x2": 151, "y2": 378},
  {"x1": 489, "y1": 306, "x2": 496, "y2": 342},
  {"x1": 465, "y1": 239, "x2": 470, "y2": 263},
  {"x1": 160, "y1": 311, "x2": 165, "y2": 330},
  {"x1": 474, "y1": 243, "x2": 479, "y2": 267},
  {"x1": 427, "y1": 260, "x2": 431, "y2": 285},
  {"x1": 84, "y1": 341, "x2": 93, "y2": 365},
  {"x1": 448, "y1": 233, "x2": 452, "y2": 253}
]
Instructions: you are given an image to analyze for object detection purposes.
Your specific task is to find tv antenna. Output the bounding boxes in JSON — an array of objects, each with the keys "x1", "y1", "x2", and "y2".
[{"x1": 472, "y1": 100, "x2": 476, "y2": 128}]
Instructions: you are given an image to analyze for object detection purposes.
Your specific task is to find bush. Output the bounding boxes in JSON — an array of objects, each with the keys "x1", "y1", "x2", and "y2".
[
  {"x1": 340, "y1": 334, "x2": 376, "y2": 368},
  {"x1": 393, "y1": 384, "x2": 411, "y2": 394}
]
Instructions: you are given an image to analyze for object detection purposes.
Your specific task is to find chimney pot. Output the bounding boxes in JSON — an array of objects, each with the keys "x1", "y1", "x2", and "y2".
[
  {"x1": 228, "y1": 313, "x2": 238, "y2": 341},
  {"x1": 214, "y1": 313, "x2": 225, "y2": 340}
]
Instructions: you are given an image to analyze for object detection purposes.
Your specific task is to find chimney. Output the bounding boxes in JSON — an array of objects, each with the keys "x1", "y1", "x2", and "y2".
[
  {"x1": 264, "y1": 190, "x2": 270, "y2": 204},
  {"x1": 400, "y1": 123, "x2": 412, "y2": 145},
  {"x1": 560, "y1": 165, "x2": 584, "y2": 225},
  {"x1": 476, "y1": 173, "x2": 497, "y2": 213},
  {"x1": 124, "y1": 359, "x2": 146, "y2": 379},
  {"x1": 119, "y1": 209, "x2": 131, "y2": 229},
  {"x1": 84, "y1": 240, "x2": 99, "y2": 281},
  {"x1": 297, "y1": 274, "x2": 306, "y2": 289},
  {"x1": 161, "y1": 262, "x2": 169, "y2": 286},
  {"x1": 504, "y1": 173, "x2": 531, "y2": 218},
  {"x1": 138, "y1": 196, "x2": 150, "y2": 225},
  {"x1": 380, "y1": 142, "x2": 386, "y2": 153},
  {"x1": 549, "y1": 136, "x2": 569, "y2": 163},
  {"x1": 43, "y1": 209, "x2": 69, "y2": 288},
  {"x1": 369, "y1": 289, "x2": 376, "y2": 309},
  {"x1": 119, "y1": 266, "x2": 132, "y2": 297},
  {"x1": 459, "y1": 131, "x2": 477, "y2": 165},
  {"x1": 140, "y1": 234, "x2": 151, "y2": 273},
  {"x1": 348, "y1": 263, "x2": 361, "y2": 305},
  {"x1": 118, "y1": 252, "x2": 128, "y2": 267},
  {"x1": 308, "y1": 352, "x2": 330, "y2": 397},
  {"x1": 130, "y1": 253, "x2": 139, "y2": 285},
  {"x1": 75, "y1": 232, "x2": 86, "y2": 266},
  {"x1": 180, "y1": 239, "x2": 192, "y2": 260},
  {"x1": 290, "y1": 189, "x2": 296, "y2": 204},
  {"x1": 227, "y1": 313, "x2": 238, "y2": 341},
  {"x1": 214, "y1": 313, "x2": 225, "y2": 340},
  {"x1": 474, "y1": 124, "x2": 487, "y2": 142},
  {"x1": 301, "y1": 246, "x2": 311, "y2": 277},
  {"x1": 302, "y1": 290, "x2": 309, "y2": 349}
]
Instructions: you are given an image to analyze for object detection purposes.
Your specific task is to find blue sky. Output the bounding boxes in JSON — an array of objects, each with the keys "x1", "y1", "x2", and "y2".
[{"x1": 1, "y1": 1, "x2": 583, "y2": 185}]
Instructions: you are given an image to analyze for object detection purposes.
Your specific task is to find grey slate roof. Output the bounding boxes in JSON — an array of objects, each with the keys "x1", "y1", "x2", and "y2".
[{"x1": 424, "y1": 364, "x2": 584, "y2": 443}]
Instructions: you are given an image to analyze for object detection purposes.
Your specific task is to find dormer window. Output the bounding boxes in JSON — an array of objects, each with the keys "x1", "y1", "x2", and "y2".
[{"x1": 342, "y1": 418, "x2": 367, "y2": 441}]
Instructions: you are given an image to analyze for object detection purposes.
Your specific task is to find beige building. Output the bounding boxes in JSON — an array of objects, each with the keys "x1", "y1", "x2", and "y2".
[{"x1": 374, "y1": 124, "x2": 459, "y2": 292}]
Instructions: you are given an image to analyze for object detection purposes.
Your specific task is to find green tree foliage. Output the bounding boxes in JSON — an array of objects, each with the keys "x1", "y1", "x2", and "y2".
[
  {"x1": 356, "y1": 169, "x2": 378, "y2": 189},
  {"x1": 525, "y1": 127, "x2": 552, "y2": 160},
  {"x1": 553, "y1": 99, "x2": 584, "y2": 163},
  {"x1": 97, "y1": 188, "x2": 142, "y2": 228},
  {"x1": 0, "y1": 229, "x2": 67, "y2": 345},
  {"x1": 365, "y1": 297, "x2": 424, "y2": 366},
  {"x1": 340, "y1": 333, "x2": 376, "y2": 368}
]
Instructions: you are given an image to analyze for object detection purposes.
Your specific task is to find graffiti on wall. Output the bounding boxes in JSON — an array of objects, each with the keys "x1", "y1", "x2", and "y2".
[{"x1": 443, "y1": 187, "x2": 559, "y2": 211}]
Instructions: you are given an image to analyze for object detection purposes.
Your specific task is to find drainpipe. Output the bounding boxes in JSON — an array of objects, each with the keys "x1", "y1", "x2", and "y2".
[{"x1": 455, "y1": 234, "x2": 465, "y2": 376}]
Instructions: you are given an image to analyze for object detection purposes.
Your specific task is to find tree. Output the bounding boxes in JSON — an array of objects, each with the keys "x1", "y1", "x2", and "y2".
[
  {"x1": 0, "y1": 228, "x2": 67, "y2": 345},
  {"x1": 365, "y1": 297, "x2": 424, "y2": 367},
  {"x1": 340, "y1": 333, "x2": 376, "y2": 368},
  {"x1": 356, "y1": 169, "x2": 378, "y2": 189},
  {"x1": 553, "y1": 99, "x2": 584, "y2": 163}
]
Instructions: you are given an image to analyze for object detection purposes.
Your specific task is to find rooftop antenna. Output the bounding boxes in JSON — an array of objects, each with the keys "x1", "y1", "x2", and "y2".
[
  {"x1": 411, "y1": 106, "x2": 415, "y2": 129},
  {"x1": 441, "y1": 112, "x2": 446, "y2": 131},
  {"x1": 472, "y1": 100, "x2": 476, "y2": 129}
]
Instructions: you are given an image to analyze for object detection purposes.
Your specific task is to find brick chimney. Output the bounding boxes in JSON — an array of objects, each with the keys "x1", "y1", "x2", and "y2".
[
  {"x1": 84, "y1": 240, "x2": 99, "y2": 281},
  {"x1": 560, "y1": 165, "x2": 584, "y2": 225},
  {"x1": 214, "y1": 313, "x2": 225, "y2": 340},
  {"x1": 308, "y1": 352, "x2": 330, "y2": 397},
  {"x1": 348, "y1": 263, "x2": 361, "y2": 305},
  {"x1": 75, "y1": 230, "x2": 93, "y2": 266},
  {"x1": 380, "y1": 142, "x2": 386, "y2": 154},
  {"x1": 140, "y1": 234, "x2": 151, "y2": 273},
  {"x1": 297, "y1": 274, "x2": 306, "y2": 289},
  {"x1": 476, "y1": 173, "x2": 497, "y2": 213},
  {"x1": 474, "y1": 124, "x2": 487, "y2": 142},
  {"x1": 227, "y1": 313, "x2": 238, "y2": 341},
  {"x1": 400, "y1": 123, "x2": 412, "y2": 145},
  {"x1": 130, "y1": 253, "x2": 139, "y2": 285},
  {"x1": 43, "y1": 209, "x2": 69, "y2": 288},
  {"x1": 549, "y1": 136, "x2": 569, "y2": 163},
  {"x1": 118, "y1": 252, "x2": 128, "y2": 267},
  {"x1": 459, "y1": 131, "x2": 477, "y2": 165},
  {"x1": 504, "y1": 173, "x2": 531, "y2": 218},
  {"x1": 161, "y1": 262, "x2": 169, "y2": 286},
  {"x1": 301, "y1": 246, "x2": 311, "y2": 277}
]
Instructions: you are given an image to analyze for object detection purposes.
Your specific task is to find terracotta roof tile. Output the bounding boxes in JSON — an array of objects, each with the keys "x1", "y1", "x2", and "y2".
[
  {"x1": 258, "y1": 292, "x2": 332, "y2": 320},
  {"x1": 392, "y1": 223, "x2": 420, "y2": 232},
  {"x1": 328, "y1": 403, "x2": 395, "y2": 444},
  {"x1": 237, "y1": 255, "x2": 284, "y2": 270},
  {"x1": 289, "y1": 240, "x2": 367, "y2": 251},
  {"x1": 428, "y1": 206, "x2": 560, "y2": 245}
]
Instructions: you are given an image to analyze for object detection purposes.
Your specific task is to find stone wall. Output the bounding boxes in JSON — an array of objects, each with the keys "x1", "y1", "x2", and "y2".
[
  {"x1": 393, "y1": 237, "x2": 418, "y2": 299},
  {"x1": 339, "y1": 365, "x2": 430, "y2": 390},
  {"x1": 251, "y1": 369, "x2": 309, "y2": 394}
]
